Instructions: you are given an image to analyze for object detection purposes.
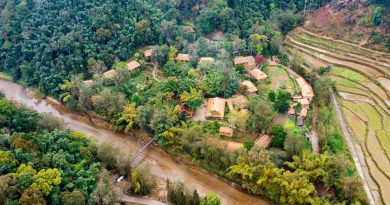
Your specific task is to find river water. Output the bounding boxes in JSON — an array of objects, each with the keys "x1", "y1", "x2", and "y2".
[{"x1": 0, "y1": 79, "x2": 270, "y2": 205}]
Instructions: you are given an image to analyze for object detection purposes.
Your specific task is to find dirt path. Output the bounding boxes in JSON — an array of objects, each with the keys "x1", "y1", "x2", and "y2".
[
  {"x1": 120, "y1": 195, "x2": 167, "y2": 205},
  {"x1": 330, "y1": 90, "x2": 376, "y2": 205},
  {"x1": 152, "y1": 63, "x2": 160, "y2": 82}
]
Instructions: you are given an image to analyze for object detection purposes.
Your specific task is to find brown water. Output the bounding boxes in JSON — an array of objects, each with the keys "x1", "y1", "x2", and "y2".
[{"x1": 0, "y1": 79, "x2": 270, "y2": 205}]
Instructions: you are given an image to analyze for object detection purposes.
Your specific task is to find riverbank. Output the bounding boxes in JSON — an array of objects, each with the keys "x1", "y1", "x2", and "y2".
[{"x1": 0, "y1": 79, "x2": 271, "y2": 205}]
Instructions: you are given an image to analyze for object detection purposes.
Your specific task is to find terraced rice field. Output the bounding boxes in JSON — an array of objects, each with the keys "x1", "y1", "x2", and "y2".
[{"x1": 286, "y1": 28, "x2": 390, "y2": 205}]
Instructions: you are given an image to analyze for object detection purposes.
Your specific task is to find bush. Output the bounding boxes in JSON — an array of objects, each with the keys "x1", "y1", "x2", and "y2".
[
  {"x1": 243, "y1": 140, "x2": 255, "y2": 150},
  {"x1": 270, "y1": 125, "x2": 287, "y2": 148}
]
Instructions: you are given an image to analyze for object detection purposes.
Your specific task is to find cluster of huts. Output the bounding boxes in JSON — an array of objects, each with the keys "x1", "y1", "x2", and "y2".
[{"x1": 287, "y1": 70, "x2": 314, "y2": 127}]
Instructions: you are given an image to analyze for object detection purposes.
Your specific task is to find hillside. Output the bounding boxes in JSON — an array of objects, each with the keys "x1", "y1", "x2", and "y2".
[{"x1": 303, "y1": 0, "x2": 390, "y2": 51}]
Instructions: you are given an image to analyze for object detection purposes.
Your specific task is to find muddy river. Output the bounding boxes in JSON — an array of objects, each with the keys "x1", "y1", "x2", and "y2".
[{"x1": 0, "y1": 79, "x2": 270, "y2": 205}]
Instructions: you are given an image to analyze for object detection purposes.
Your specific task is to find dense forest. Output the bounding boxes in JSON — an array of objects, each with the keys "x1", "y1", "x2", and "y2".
[{"x1": 0, "y1": 0, "x2": 330, "y2": 96}]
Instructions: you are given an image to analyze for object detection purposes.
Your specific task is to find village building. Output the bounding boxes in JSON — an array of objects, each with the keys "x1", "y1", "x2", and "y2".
[
  {"x1": 83, "y1": 80, "x2": 94, "y2": 86},
  {"x1": 297, "y1": 116, "x2": 305, "y2": 127},
  {"x1": 176, "y1": 53, "x2": 191, "y2": 62},
  {"x1": 296, "y1": 77, "x2": 314, "y2": 100},
  {"x1": 206, "y1": 97, "x2": 226, "y2": 119},
  {"x1": 219, "y1": 126, "x2": 234, "y2": 137},
  {"x1": 255, "y1": 135, "x2": 272, "y2": 148},
  {"x1": 127, "y1": 60, "x2": 141, "y2": 72},
  {"x1": 184, "y1": 26, "x2": 195, "y2": 33},
  {"x1": 299, "y1": 108, "x2": 308, "y2": 117},
  {"x1": 143, "y1": 49, "x2": 153, "y2": 59},
  {"x1": 199, "y1": 57, "x2": 215, "y2": 63},
  {"x1": 103, "y1": 69, "x2": 117, "y2": 78},
  {"x1": 287, "y1": 107, "x2": 296, "y2": 116},
  {"x1": 249, "y1": 68, "x2": 268, "y2": 81},
  {"x1": 240, "y1": 80, "x2": 258, "y2": 94},
  {"x1": 298, "y1": 98, "x2": 310, "y2": 109},
  {"x1": 234, "y1": 56, "x2": 255, "y2": 67}
]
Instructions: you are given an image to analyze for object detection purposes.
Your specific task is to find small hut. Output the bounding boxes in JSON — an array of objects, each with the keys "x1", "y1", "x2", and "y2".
[
  {"x1": 297, "y1": 116, "x2": 305, "y2": 127},
  {"x1": 240, "y1": 80, "x2": 258, "y2": 94},
  {"x1": 255, "y1": 135, "x2": 272, "y2": 148},
  {"x1": 206, "y1": 98, "x2": 226, "y2": 119},
  {"x1": 103, "y1": 70, "x2": 117, "y2": 79},
  {"x1": 176, "y1": 54, "x2": 191, "y2": 62},
  {"x1": 143, "y1": 49, "x2": 153, "y2": 59},
  {"x1": 219, "y1": 126, "x2": 234, "y2": 137},
  {"x1": 83, "y1": 80, "x2": 94, "y2": 86},
  {"x1": 127, "y1": 60, "x2": 141, "y2": 72},
  {"x1": 199, "y1": 57, "x2": 215, "y2": 63},
  {"x1": 234, "y1": 56, "x2": 255, "y2": 67},
  {"x1": 249, "y1": 69, "x2": 268, "y2": 81}
]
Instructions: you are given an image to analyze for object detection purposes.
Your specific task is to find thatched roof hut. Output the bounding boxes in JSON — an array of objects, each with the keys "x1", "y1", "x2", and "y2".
[
  {"x1": 176, "y1": 53, "x2": 191, "y2": 62},
  {"x1": 255, "y1": 135, "x2": 272, "y2": 148},
  {"x1": 219, "y1": 126, "x2": 233, "y2": 137},
  {"x1": 103, "y1": 70, "x2": 117, "y2": 78},
  {"x1": 240, "y1": 80, "x2": 258, "y2": 94},
  {"x1": 234, "y1": 56, "x2": 255, "y2": 66},
  {"x1": 206, "y1": 98, "x2": 226, "y2": 119},
  {"x1": 143, "y1": 49, "x2": 153, "y2": 58},
  {"x1": 249, "y1": 69, "x2": 268, "y2": 81},
  {"x1": 127, "y1": 60, "x2": 141, "y2": 71},
  {"x1": 199, "y1": 57, "x2": 215, "y2": 63}
]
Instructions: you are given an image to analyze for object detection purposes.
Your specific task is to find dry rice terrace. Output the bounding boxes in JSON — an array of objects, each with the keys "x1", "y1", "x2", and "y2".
[{"x1": 285, "y1": 28, "x2": 390, "y2": 205}]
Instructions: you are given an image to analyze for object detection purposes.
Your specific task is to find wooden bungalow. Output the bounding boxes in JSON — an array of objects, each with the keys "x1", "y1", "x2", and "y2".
[
  {"x1": 143, "y1": 49, "x2": 153, "y2": 58},
  {"x1": 234, "y1": 56, "x2": 255, "y2": 67},
  {"x1": 176, "y1": 53, "x2": 191, "y2": 62},
  {"x1": 249, "y1": 69, "x2": 268, "y2": 82},
  {"x1": 199, "y1": 57, "x2": 215, "y2": 63},
  {"x1": 255, "y1": 135, "x2": 272, "y2": 148},
  {"x1": 219, "y1": 126, "x2": 234, "y2": 137},
  {"x1": 83, "y1": 80, "x2": 94, "y2": 86},
  {"x1": 297, "y1": 116, "x2": 305, "y2": 127},
  {"x1": 127, "y1": 60, "x2": 141, "y2": 72},
  {"x1": 103, "y1": 70, "x2": 117, "y2": 79},
  {"x1": 206, "y1": 97, "x2": 226, "y2": 119},
  {"x1": 240, "y1": 80, "x2": 258, "y2": 94}
]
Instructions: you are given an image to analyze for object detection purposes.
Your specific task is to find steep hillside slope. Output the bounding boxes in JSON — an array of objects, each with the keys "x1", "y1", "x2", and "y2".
[{"x1": 303, "y1": 0, "x2": 389, "y2": 51}]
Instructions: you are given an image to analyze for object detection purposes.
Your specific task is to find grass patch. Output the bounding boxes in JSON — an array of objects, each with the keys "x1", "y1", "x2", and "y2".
[
  {"x1": 0, "y1": 72, "x2": 12, "y2": 81},
  {"x1": 336, "y1": 84, "x2": 369, "y2": 97},
  {"x1": 330, "y1": 76, "x2": 365, "y2": 90},
  {"x1": 331, "y1": 67, "x2": 367, "y2": 82},
  {"x1": 357, "y1": 102, "x2": 382, "y2": 131},
  {"x1": 342, "y1": 106, "x2": 367, "y2": 142},
  {"x1": 377, "y1": 130, "x2": 390, "y2": 160},
  {"x1": 267, "y1": 66, "x2": 297, "y2": 94}
]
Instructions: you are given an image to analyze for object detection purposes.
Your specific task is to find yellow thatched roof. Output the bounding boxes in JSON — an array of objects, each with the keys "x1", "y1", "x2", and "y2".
[
  {"x1": 199, "y1": 57, "x2": 215, "y2": 63},
  {"x1": 206, "y1": 98, "x2": 226, "y2": 119},
  {"x1": 234, "y1": 56, "x2": 255, "y2": 66},
  {"x1": 103, "y1": 70, "x2": 117, "y2": 78},
  {"x1": 255, "y1": 135, "x2": 272, "y2": 148},
  {"x1": 219, "y1": 126, "x2": 233, "y2": 137},
  {"x1": 240, "y1": 80, "x2": 258, "y2": 94},
  {"x1": 249, "y1": 69, "x2": 268, "y2": 81},
  {"x1": 176, "y1": 53, "x2": 190, "y2": 62},
  {"x1": 127, "y1": 60, "x2": 141, "y2": 71},
  {"x1": 143, "y1": 49, "x2": 153, "y2": 57}
]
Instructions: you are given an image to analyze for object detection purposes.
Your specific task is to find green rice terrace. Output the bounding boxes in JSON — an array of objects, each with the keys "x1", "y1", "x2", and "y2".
[{"x1": 286, "y1": 28, "x2": 390, "y2": 205}]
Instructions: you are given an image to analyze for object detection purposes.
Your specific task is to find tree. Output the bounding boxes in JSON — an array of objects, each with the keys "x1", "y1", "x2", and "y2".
[
  {"x1": 274, "y1": 91, "x2": 291, "y2": 113},
  {"x1": 180, "y1": 88, "x2": 204, "y2": 111},
  {"x1": 201, "y1": 192, "x2": 221, "y2": 205},
  {"x1": 89, "y1": 170, "x2": 117, "y2": 205},
  {"x1": 270, "y1": 125, "x2": 287, "y2": 148},
  {"x1": 31, "y1": 168, "x2": 62, "y2": 196},
  {"x1": 152, "y1": 45, "x2": 169, "y2": 66},
  {"x1": 115, "y1": 104, "x2": 137, "y2": 133},
  {"x1": 247, "y1": 99, "x2": 276, "y2": 133},
  {"x1": 0, "y1": 151, "x2": 18, "y2": 174},
  {"x1": 0, "y1": 174, "x2": 19, "y2": 203},
  {"x1": 243, "y1": 140, "x2": 255, "y2": 150},
  {"x1": 97, "y1": 143, "x2": 118, "y2": 170},
  {"x1": 61, "y1": 190, "x2": 85, "y2": 205},
  {"x1": 204, "y1": 71, "x2": 223, "y2": 97},
  {"x1": 19, "y1": 188, "x2": 46, "y2": 205},
  {"x1": 284, "y1": 133, "x2": 308, "y2": 157},
  {"x1": 249, "y1": 34, "x2": 267, "y2": 55},
  {"x1": 226, "y1": 109, "x2": 250, "y2": 131}
]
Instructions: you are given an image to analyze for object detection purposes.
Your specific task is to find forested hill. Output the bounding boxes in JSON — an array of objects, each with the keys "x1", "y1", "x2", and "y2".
[{"x1": 0, "y1": 0, "x2": 328, "y2": 96}]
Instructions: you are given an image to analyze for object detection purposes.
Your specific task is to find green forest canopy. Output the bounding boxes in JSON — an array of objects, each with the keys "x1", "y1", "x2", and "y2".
[{"x1": 0, "y1": 0, "x2": 329, "y2": 96}]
